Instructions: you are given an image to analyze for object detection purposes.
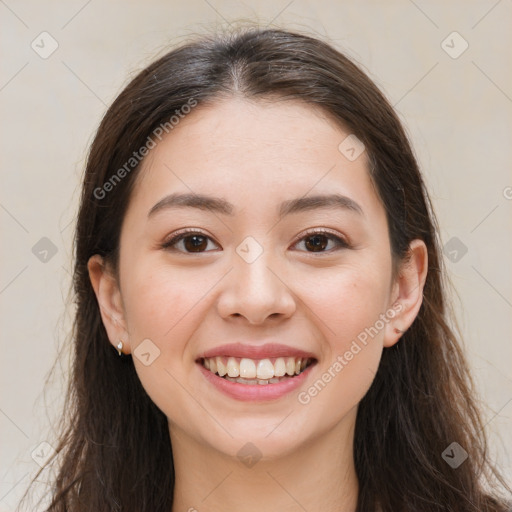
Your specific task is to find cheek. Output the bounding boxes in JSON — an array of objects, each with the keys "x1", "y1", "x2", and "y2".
[
  {"x1": 297, "y1": 261, "x2": 391, "y2": 346},
  {"x1": 119, "y1": 262, "x2": 214, "y2": 417},
  {"x1": 120, "y1": 262, "x2": 209, "y2": 353},
  {"x1": 293, "y1": 261, "x2": 390, "y2": 408}
]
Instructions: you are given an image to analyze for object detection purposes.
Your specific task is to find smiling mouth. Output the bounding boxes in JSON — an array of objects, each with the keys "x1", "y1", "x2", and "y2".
[{"x1": 199, "y1": 356, "x2": 316, "y2": 385}]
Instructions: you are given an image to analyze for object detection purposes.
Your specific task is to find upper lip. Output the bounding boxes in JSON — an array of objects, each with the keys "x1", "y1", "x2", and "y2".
[{"x1": 198, "y1": 342, "x2": 317, "y2": 361}]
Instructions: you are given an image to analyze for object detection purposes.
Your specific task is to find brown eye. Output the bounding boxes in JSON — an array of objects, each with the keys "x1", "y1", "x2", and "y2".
[
  {"x1": 304, "y1": 234, "x2": 329, "y2": 252},
  {"x1": 183, "y1": 235, "x2": 208, "y2": 252},
  {"x1": 162, "y1": 232, "x2": 219, "y2": 253},
  {"x1": 293, "y1": 230, "x2": 349, "y2": 253}
]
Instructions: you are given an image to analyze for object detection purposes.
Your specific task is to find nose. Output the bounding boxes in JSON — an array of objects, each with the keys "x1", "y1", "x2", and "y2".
[{"x1": 216, "y1": 251, "x2": 296, "y2": 325}]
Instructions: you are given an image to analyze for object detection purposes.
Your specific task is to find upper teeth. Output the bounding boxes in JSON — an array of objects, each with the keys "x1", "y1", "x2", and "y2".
[{"x1": 203, "y1": 356, "x2": 310, "y2": 379}]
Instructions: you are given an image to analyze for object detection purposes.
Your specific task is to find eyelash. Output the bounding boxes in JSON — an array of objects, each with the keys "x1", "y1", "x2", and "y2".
[{"x1": 161, "y1": 228, "x2": 350, "y2": 254}]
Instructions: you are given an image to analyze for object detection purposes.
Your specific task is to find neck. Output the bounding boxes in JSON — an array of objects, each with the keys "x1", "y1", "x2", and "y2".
[{"x1": 170, "y1": 408, "x2": 359, "y2": 512}]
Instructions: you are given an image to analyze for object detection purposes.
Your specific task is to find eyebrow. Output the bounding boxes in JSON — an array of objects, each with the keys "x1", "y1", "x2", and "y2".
[{"x1": 147, "y1": 192, "x2": 364, "y2": 218}]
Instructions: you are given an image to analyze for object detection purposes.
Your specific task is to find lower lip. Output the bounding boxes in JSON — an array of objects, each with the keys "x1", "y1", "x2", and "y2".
[{"x1": 197, "y1": 362, "x2": 315, "y2": 402}]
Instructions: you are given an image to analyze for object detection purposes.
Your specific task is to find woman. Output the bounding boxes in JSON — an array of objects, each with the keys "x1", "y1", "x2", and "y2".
[{"x1": 25, "y1": 27, "x2": 510, "y2": 511}]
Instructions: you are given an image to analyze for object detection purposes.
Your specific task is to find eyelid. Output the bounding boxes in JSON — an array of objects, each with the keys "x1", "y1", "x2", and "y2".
[
  {"x1": 161, "y1": 228, "x2": 220, "y2": 251},
  {"x1": 290, "y1": 228, "x2": 350, "y2": 251}
]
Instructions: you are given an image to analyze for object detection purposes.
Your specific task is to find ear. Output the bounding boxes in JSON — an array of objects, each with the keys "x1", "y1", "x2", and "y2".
[
  {"x1": 383, "y1": 239, "x2": 428, "y2": 348},
  {"x1": 87, "y1": 254, "x2": 131, "y2": 354}
]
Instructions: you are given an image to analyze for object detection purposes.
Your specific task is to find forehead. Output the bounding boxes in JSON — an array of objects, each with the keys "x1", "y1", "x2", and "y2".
[
  {"x1": 129, "y1": 97, "x2": 383, "y2": 221},
  {"x1": 150, "y1": 97, "x2": 355, "y2": 170}
]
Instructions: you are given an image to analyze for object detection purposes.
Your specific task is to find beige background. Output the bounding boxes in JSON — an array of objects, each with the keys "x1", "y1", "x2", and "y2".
[{"x1": 1, "y1": 1, "x2": 511, "y2": 509}]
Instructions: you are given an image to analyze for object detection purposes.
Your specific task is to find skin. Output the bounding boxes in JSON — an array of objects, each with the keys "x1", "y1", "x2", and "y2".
[{"x1": 89, "y1": 97, "x2": 428, "y2": 512}]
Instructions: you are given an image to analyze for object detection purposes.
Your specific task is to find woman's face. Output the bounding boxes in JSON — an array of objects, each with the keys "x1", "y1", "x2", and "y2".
[{"x1": 92, "y1": 97, "x2": 423, "y2": 460}]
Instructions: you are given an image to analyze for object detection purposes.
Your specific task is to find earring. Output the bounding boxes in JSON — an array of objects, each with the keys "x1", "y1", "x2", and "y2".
[
  {"x1": 116, "y1": 340, "x2": 123, "y2": 356},
  {"x1": 394, "y1": 328, "x2": 404, "y2": 334}
]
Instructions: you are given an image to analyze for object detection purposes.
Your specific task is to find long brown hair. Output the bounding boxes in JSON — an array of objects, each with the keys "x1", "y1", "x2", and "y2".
[{"x1": 22, "y1": 26, "x2": 510, "y2": 511}]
